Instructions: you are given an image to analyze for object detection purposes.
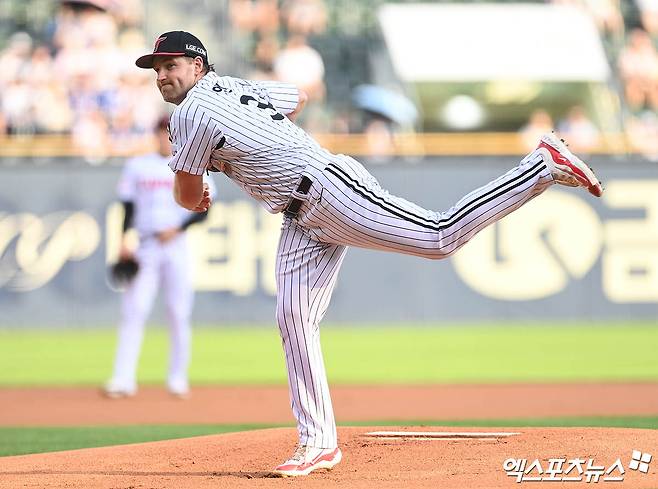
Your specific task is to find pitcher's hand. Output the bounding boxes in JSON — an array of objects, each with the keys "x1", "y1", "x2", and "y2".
[{"x1": 192, "y1": 183, "x2": 211, "y2": 212}]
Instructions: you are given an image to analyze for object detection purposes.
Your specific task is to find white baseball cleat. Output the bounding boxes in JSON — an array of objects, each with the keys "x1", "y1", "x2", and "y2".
[
  {"x1": 168, "y1": 384, "x2": 190, "y2": 399},
  {"x1": 271, "y1": 445, "x2": 342, "y2": 477},
  {"x1": 102, "y1": 381, "x2": 137, "y2": 399},
  {"x1": 535, "y1": 133, "x2": 603, "y2": 197}
]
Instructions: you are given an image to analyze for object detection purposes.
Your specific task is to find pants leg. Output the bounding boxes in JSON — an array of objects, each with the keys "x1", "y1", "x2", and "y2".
[
  {"x1": 110, "y1": 244, "x2": 160, "y2": 389},
  {"x1": 302, "y1": 151, "x2": 553, "y2": 258},
  {"x1": 162, "y1": 235, "x2": 193, "y2": 391},
  {"x1": 276, "y1": 219, "x2": 348, "y2": 449}
]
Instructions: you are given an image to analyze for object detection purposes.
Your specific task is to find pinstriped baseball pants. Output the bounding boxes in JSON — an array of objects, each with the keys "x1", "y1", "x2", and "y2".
[{"x1": 275, "y1": 151, "x2": 554, "y2": 448}]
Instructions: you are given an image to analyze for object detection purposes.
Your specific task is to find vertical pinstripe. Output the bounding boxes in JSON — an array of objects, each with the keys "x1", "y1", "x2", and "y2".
[
  {"x1": 274, "y1": 151, "x2": 552, "y2": 449},
  {"x1": 164, "y1": 72, "x2": 558, "y2": 451},
  {"x1": 275, "y1": 221, "x2": 347, "y2": 448}
]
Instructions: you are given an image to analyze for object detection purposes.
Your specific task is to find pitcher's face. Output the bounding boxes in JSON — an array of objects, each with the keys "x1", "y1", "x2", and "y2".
[{"x1": 153, "y1": 56, "x2": 202, "y2": 105}]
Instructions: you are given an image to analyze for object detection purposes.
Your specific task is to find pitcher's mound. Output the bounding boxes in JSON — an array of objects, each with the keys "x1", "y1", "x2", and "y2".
[{"x1": 1, "y1": 426, "x2": 656, "y2": 488}]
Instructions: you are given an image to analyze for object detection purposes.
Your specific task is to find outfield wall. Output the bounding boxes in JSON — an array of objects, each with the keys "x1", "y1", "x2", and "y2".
[{"x1": 1, "y1": 155, "x2": 657, "y2": 326}]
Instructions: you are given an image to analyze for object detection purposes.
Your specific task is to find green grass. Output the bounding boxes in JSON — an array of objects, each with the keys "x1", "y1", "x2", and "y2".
[
  {"x1": 353, "y1": 416, "x2": 658, "y2": 429},
  {"x1": 0, "y1": 323, "x2": 657, "y2": 386},
  {"x1": 2, "y1": 416, "x2": 657, "y2": 457},
  {"x1": 0, "y1": 424, "x2": 273, "y2": 457}
]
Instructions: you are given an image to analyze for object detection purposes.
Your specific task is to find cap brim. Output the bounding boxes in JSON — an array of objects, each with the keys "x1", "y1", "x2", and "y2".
[{"x1": 135, "y1": 52, "x2": 186, "y2": 69}]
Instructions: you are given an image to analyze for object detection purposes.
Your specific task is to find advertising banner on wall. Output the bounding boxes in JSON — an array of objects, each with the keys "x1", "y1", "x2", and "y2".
[{"x1": 1, "y1": 156, "x2": 656, "y2": 326}]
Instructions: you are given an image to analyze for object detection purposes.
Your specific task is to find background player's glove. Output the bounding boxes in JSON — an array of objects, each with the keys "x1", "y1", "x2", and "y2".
[{"x1": 108, "y1": 257, "x2": 139, "y2": 291}]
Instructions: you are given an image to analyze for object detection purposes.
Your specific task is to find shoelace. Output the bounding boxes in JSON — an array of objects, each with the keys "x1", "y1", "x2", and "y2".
[{"x1": 290, "y1": 444, "x2": 308, "y2": 462}]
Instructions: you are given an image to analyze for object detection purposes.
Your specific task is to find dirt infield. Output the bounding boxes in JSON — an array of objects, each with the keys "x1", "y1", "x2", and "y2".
[
  {"x1": 2, "y1": 382, "x2": 658, "y2": 426},
  {"x1": 1, "y1": 426, "x2": 657, "y2": 488},
  {"x1": 1, "y1": 383, "x2": 657, "y2": 488}
]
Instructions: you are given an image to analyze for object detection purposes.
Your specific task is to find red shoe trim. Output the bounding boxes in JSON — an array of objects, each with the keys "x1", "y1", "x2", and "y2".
[
  {"x1": 274, "y1": 448, "x2": 340, "y2": 473},
  {"x1": 309, "y1": 448, "x2": 340, "y2": 465},
  {"x1": 538, "y1": 141, "x2": 590, "y2": 185}
]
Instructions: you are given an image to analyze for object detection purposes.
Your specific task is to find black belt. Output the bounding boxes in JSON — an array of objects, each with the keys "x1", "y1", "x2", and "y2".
[{"x1": 283, "y1": 176, "x2": 313, "y2": 218}]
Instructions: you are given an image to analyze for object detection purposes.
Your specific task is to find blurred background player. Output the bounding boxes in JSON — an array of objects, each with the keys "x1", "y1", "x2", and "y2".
[{"x1": 104, "y1": 115, "x2": 216, "y2": 399}]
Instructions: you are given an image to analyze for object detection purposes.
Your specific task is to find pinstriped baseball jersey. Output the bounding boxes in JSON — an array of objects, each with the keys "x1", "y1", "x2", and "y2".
[
  {"x1": 168, "y1": 72, "x2": 329, "y2": 213},
  {"x1": 165, "y1": 70, "x2": 561, "y2": 452}
]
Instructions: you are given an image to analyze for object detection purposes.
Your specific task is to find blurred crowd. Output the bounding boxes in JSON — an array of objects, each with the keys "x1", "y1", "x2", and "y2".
[
  {"x1": 521, "y1": 0, "x2": 658, "y2": 158},
  {"x1": 0, "y1": 0, "x2": 657, "y2": 160},
  {"x1": 0, "y1": 0, "x2": 164, "y2": 161},
  {"x1": 229, "y1": 0, "x2": 341, "y2": 134}
]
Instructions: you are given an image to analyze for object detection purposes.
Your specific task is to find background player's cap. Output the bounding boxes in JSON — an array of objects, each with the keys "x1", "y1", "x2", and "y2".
[
  {"x1": 135, "y1": 31, "x2": 208, "y2": 69},
  {"x1": 155, "y1": 114, "x2": 170, "y2": 131}
]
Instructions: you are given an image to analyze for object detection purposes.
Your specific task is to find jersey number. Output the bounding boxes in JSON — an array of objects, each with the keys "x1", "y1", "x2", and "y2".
[{"x1": 240, "y1": 95, "x2": 285, "y2": 121}]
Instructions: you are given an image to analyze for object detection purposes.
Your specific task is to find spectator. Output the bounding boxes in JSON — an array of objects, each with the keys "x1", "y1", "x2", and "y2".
[
  {"x1": 52, "y1": 1, "x2": 113, "y2": 54},
  {"x1": 0, "y1": 32, "x2": 32, "y2": 87},
  {"x1": 0, "y1": 0, "x2": 166, "y2": 156},
  {"x1": 114, "y1": 28, "x2": 164, "y2": 132},
  {"x1": 272, "y1": 34, "x2": 327, "y2": 131},
  {"x1": 68, "y1": 73, "x2": 114, "y2": 119},
  {"x1": 557, "y1": 105, "x2": 601, "y2": 153},
  {"x1": 273, "y1": 34, "x2": 325, "y2": 101},
  {"x1": 113, "y1": 70, "x2": 164, "y2": 134},
  {"x1": 229, "y1": 0, "x2": 280, "y2": 35},
  {"x1": 6, "y1": 0, "x2": 658, "y2": 164},
  {"x1": 626, "y1": 110, "x2": 658, "y2": 161},
  {"x1": 636, "y1": 0, "x2": 658, "y2": 38},
  {"x1": 2, "y1": 79, "x2": 35, "y2": 135},
  {"x1": 117, "y1": 27, "x2": 149, "y2": 69},
  {"x1": 281, "y1": 0, "x2": 327, "y2": 36},
  {"x1": 113, "y1": 0, "x2": 144, "y2": 28},
  {"x1": 617, "y1": 28, "x2": 658, "y2": 112},
  {"x1": 52, "y1": 28, "x2": 95, "y2": 82},
  {"x1": 25, "y1": 45, "x2": 55, "y2": 86},
  {"x1": 72, "y1": 108, "x2": 110, "y2": 164},
  {"x1": 32, "y1": 81, "x2": 73, "y2": 134},
  {"x1": 519, "y1": 109, "x2": 554, "y2": 151},
  {"x1": 110, "y1": 107, "x2": 148, "y2": 156},
  {"x1": 247, "y1": 35, "x2": 280, "y2": 80}
]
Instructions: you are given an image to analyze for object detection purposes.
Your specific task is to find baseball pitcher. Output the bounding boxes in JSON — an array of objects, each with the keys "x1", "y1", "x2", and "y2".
[{"x1": 134, "y1": 31, "x2": 603, "y2": 475}]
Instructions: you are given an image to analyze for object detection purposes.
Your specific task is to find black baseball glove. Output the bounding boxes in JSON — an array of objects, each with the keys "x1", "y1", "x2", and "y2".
[{"x1": 108, "y1": 257, "x2": 139, "y2": 291}]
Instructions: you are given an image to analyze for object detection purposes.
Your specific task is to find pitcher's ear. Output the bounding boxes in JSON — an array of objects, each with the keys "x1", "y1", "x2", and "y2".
[{"x1": 194, "y1": 56, "x2": 204, "y2": 75}]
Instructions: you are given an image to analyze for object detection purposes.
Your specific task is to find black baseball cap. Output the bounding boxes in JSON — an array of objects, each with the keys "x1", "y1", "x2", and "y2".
[{"x1": 135, "y1": 31, "x2": 208, "y2": 69}]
